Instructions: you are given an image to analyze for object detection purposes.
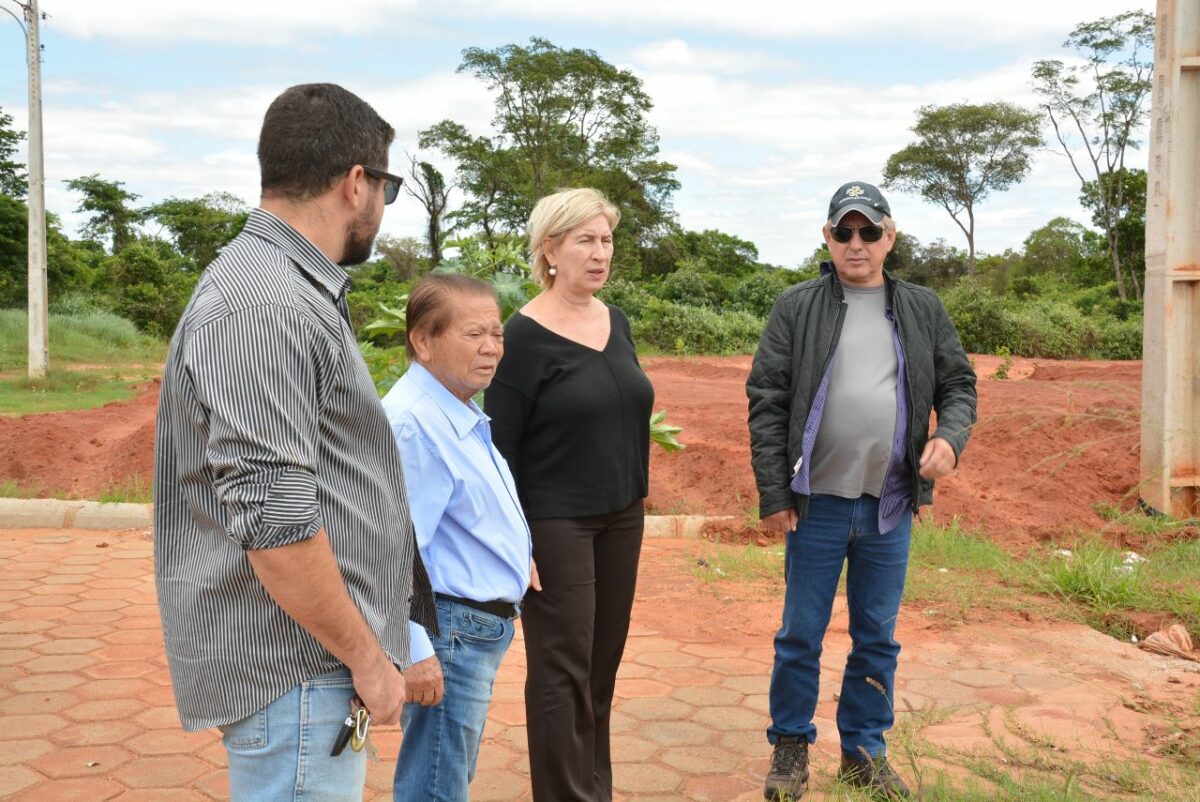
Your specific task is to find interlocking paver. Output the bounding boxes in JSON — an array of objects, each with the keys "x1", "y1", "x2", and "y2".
[
  {"x1": 29, "y1": 743, "x2": 134, "y2": 777},
  {"x1": 113, "y1": 755, "x2": 210, "y2": 788},
  {"x1": 0, "y1": 690, "x2": 79, "y2": 714},
  {"x1": 8, "y1": 776, "x2": 123, "y2": 801},
  {"x1": 2, "y1": 529, "x2": 1198, "y2": 802}
]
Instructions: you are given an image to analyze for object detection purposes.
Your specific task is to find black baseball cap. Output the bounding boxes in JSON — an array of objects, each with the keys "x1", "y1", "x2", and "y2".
[{"x1": 827, "y1": 181, "x2": 891, "y2": 225}]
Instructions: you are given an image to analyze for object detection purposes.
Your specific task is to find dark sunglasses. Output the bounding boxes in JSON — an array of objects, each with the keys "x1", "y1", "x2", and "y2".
[
  {"x1": 830, "y1": 224, "x2": 886, "y2": 244},
  {"x1": 362, "y1": 165, "x2": 403, "y2": 205}
]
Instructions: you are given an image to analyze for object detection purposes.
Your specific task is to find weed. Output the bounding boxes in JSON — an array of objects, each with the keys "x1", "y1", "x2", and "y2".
[
  {"x1": 690, "y1": 543, "x2": 783, "y2": 587},
  {"x1": 991, "y1": 346, "x2": 1013, "y2": 380},
  {"x1": 96, "y1": 475, "x2": 153, "y2": 504}
]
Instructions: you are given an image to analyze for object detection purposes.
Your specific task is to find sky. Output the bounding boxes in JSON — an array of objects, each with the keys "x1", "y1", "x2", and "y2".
[{"x1": 0, "y1": 0, "x2": 1157, "y2": 268}]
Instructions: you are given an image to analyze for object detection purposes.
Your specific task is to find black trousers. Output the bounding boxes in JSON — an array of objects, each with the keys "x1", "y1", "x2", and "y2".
[{"x1": 522, "y1": 499, "x2": 644, "y2": 802}]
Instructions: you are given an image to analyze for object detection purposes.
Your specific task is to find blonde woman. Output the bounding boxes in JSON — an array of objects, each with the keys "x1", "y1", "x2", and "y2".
[{"x1": 485, "y1": 188, "x2": 654, "y2": 802}]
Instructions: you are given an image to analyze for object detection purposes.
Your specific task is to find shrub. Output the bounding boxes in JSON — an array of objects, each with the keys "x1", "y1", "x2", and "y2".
[
  {"x1": 599, "y1": 277, "x2": 654, "y2": 318},
  {"x1": 940, "y1": 282, "x2": 1017, "y2": 355},
  {"x1": 1096, "y1": 315, "x2": 1143, "y2": 360},
  {"x1": 632, "y1": 299, "x2": 763, "y2": 355},
  {"x1": 730, "y1": 271, "x2": 796, "y2": 318},
  {"x1": 1011, "y1": 298, "x2": 1097, "y2": 359},
  {"x1": 657, "y1": 266, "x2": 728, "y2": 308},
  {"x1": 347, "y1": 280, "x2": 410, "y2": 343}
]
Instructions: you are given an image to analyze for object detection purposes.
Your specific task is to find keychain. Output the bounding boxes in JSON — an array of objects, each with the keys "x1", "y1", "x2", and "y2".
[{"x1": 330, "y1": 697, "x2": 371, "y2": 757}]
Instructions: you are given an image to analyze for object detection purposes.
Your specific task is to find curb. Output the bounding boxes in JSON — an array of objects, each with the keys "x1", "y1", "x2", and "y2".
[
  {"x1": 0, "y1": 498, "x2": 736, "y2": 538},
  {"x1": 0, "y1": 498, "x2": 152, "y2": 531}
]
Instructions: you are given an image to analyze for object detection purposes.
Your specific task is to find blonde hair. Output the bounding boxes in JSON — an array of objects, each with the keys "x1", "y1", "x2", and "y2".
[{"x1": 527, "y1": 188, "x2": 621, "y2": 287}]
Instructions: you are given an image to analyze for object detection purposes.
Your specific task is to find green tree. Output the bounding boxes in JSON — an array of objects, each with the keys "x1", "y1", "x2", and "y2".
[
  {"x1": 1017, "y1": 216, "x2": 1094, "y2": 289},
  {"x1": 1080, "y1": 168, "x2": 1145, "y2": 297},
  {"x1": 669, "y1": 229, "x2": 763, "y2": 278},
  {"x1": 370, "y1": 234, "x2": 428, "y2": 283},
  {"x1": 402, "y1": 156, "x2": 451, "y2": 267},
  {"x1": 0, "y1": 107, "x2": 27, "y2": 199},
  {"x1": 1032, "y1": 10, "x2": 1154, "y2": 301},
  {"x1": 883, "y1": 102, "x2": 1042, "y2": 274},
  {"x1": 0, "y1": 194, "x2": 101, "y2": 309},
  {"x1": 64, "y1": 174, "x2": 144, "y2": 253},
  {"x1": 104, "y1": 237, "x2": 196, "y2": 336},
  {"x1": 146, "y1": 192, "x2": 248, "y2": 269},
  {"x1": 421, "y1": 38, "x2": 679, "y2": 258},
  {"x1": 883, "y1": 230, "x2": 921, "y2": 277}
]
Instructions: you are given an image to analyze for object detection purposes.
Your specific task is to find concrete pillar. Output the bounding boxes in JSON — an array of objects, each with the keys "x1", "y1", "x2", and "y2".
[{"x1": 1141, "y1": 0, "x2": 1200, "y2": 516}]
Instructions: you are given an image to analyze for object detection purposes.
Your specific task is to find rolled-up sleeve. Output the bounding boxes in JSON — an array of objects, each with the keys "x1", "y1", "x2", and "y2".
[{"x1": 187, "y1": 306, "x2": 328, "y2": 550}]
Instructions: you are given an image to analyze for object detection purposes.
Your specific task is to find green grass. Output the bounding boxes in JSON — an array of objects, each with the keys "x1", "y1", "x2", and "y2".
[
  {"x1": 0, "y1": 366, "x2": 150, "y2": 415},
  {"x1": 1024, "y1": 536, "x2": 1200, "y2": 639},
  {"x1": 0, "y1": 308, "x2": 165, "y2": 370},
  {"x1": 95, "y1": 474, "x2": 154, "y2": 504},
  {"x1": 0, "y1": 479, "x2": 68, "y2": 500},
  {"x1": 690, "y1": 543, "x2": 784, "y2": 585},
  {"x1": 0, "y1": 309, "x2": 165, "y2": 414}
]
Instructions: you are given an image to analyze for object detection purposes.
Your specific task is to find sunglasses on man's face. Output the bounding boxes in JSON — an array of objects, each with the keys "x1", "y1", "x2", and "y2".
[
  {"x1": 362, "y1": 166, "x2": 403, "y2": 205},
  {"x1": 830, "y1": 224, "x2": 886, "y2": 244}
]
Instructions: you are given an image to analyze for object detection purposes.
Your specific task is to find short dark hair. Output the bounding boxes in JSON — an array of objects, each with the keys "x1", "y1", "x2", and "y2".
[
  {"x1": 258, "y1": 83, "x2": 395, "y2": 202},
  {"x1": 406, "y1": 274, "x2": 499, "y2": 359}
]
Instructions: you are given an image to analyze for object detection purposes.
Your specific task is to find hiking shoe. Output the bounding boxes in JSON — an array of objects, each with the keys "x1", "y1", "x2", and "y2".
[
  {"x1": 837, "y1": 752, "x2": 910, "y2": 800},
  {"x1": 763, "y1": 736, "x2": 809, "y2": 800}
]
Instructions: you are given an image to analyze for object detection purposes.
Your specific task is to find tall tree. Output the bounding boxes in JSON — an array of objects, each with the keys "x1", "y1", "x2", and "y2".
[
  {"x1": 1080, "y1": 168, "x2": 1146, "y2": 298},
  {"x1": 1032, "y1": 10, "x2": 1154, "y2": 301},
  {"x1": 882, "y1": 102, "x2": 1042, "y2": 274},
  {"x1": 0, "y1": 107, "x2": 28, "y2": 200},
  {"x1": 421, "y1": 38, "x2": 678, "y2": 254},
  {"x1": 147, "y1": 191, "x2": 248, "y2": 269},
  {"x1": 402, "y1": 156, "x2": 451, "y2": 267},
  {"x1": 64, "y1": 174, "x2": 144, "y2": 253}
]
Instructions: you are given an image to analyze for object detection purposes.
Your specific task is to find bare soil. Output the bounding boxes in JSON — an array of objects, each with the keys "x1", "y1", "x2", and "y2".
[{"x1": 0, "y1": 354, "x2": 1180, "y2": 549}]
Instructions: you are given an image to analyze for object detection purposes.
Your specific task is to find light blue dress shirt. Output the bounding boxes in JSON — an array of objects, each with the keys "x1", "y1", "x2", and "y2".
[{"x1": 382, "y1": 363, "x2": 532, "y2": 662}]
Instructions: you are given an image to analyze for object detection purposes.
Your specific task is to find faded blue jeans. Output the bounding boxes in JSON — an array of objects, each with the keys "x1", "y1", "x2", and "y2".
[
  {"x1": 767, "y1": 494, "x2": 912, "y2": 759},
  {"x1": 218, "y1": 668, "x2": 365, "y2": 801},
  {"x1": 393, "y1": 597, "x2": 515, "y2": 802}
]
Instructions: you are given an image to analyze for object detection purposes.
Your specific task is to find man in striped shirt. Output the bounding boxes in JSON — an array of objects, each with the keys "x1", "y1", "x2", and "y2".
[{"x1": 153, "y1": 83, "x2": 436, "y2": 801}]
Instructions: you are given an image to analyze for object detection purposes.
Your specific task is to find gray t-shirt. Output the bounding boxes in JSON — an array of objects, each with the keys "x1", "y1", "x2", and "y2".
[{"x1": 809, "y1": 284, "x2": 899, "y2": 499}]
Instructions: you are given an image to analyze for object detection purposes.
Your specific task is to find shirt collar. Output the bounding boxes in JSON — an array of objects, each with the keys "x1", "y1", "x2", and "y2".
[
  {"x1": 243, "y1": 208, "x2": 352, "y2": 300},
  {"x1": 407, "y1": 362, "x2": 487, "y2": 440}
]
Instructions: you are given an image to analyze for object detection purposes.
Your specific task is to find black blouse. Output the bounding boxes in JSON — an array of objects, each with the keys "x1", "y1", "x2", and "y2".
[{"x1": 485, "y1": 304, "x2": 655, "y2": 520}]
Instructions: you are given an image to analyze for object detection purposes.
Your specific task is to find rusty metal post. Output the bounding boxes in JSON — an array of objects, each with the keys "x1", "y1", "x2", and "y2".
[{"x1": 1141, "y1": 0, "x2": 1200, "y2": 516}]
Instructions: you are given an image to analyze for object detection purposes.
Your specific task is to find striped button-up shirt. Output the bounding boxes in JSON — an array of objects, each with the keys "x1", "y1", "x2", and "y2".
[{"x1": 153, "y1": 208, "x2": 436, "y2": 731}]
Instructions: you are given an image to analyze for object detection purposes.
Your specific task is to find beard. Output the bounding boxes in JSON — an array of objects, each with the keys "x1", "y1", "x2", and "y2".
[{"x1": 339, "y1": 199, "x2": 380, "y2": 267}]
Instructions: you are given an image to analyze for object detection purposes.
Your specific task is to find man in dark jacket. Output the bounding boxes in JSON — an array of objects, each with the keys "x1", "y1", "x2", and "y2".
[{"x1": 747, "y1": 181, "x2": 977, "y2": 801}]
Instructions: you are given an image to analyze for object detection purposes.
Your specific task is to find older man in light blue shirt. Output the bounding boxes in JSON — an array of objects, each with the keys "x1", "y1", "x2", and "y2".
[{"x1": 382, "y1": 274, "x2": 535, "y2": 802}]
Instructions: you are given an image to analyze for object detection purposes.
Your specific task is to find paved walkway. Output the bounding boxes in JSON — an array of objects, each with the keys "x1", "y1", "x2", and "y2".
[{"x1": 1, "y1": 528, "x2": 1198, "y2": 801}]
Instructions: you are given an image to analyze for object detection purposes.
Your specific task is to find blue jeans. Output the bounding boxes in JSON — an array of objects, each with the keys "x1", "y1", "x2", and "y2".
[
  {"x1": 219, "y1": 669, "x2": 365, "y2": 802},
  {"x1": 768, "y1": 494, "x2": 912, "y2": 759},
  {"x1": 394, "y1": 597, "x2": 516, "y2": 802}
]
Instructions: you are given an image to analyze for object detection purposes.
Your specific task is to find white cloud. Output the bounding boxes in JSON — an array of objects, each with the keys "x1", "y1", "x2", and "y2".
[
  {"x1": 41, "y1": 0, "x2": 1154, "y2": 48},
  {"x1": 45, "y1": 0, "x2": 423, "y2": 46},
  {"x1": 8, "y1": 4, "x2": 1156, "y2": 267},
  {"x1": 624, "y1": 40, "x2": 806, "y2": 76}
]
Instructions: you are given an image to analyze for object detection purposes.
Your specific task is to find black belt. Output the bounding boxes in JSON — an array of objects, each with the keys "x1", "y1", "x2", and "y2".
[{"x1": 435, "y1": 593, "x2": 520, "y2": 620}]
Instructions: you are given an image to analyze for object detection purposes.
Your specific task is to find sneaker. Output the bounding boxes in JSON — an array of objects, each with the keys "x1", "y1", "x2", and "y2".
[
  {"x1": 837, "y1": 752, "x2": 910, "y2": 800},
  {"x1": 763, "y1": 736, "x2": 809, "y2": 801}
]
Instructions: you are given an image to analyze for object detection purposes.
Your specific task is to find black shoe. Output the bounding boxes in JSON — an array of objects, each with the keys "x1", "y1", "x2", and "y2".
[
  {"x1": 763, "y1": 736, "x2": 809, "y2": 801},
  {"x1": 837, "y1": 752, "x2": 911, "y2": 800}
]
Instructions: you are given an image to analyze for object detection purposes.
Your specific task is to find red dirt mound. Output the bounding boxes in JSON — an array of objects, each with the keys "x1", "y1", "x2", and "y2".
[
  {"x1": 0, "y1": 379, "x2": 159, "y2": 499},
  {"x1": 0, "y1": 356, "x2": 1155, "y2": 549},
  {"x1": 643, "y1": 355, "x2": 1146, "y2": 549}
]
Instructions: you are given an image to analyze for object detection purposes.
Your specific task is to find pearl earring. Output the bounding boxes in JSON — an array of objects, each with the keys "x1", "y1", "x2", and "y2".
[{"x1": 548, "y1": 265, "x2": 557, "y2": 276}]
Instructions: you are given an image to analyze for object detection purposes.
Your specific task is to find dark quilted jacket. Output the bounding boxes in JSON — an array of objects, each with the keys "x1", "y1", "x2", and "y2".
[{"x1": 746, "y1": 263, "x2": 978, "y2": 519}]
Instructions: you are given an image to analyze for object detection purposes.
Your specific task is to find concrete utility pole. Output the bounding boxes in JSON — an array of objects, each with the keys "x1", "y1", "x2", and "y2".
[
  {"x1": 1141, "y1": 0, "x2": 1200, "y2": 517},
  {"x1": 24, "y1": 0, "x2": 48, "y2": 379}
]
